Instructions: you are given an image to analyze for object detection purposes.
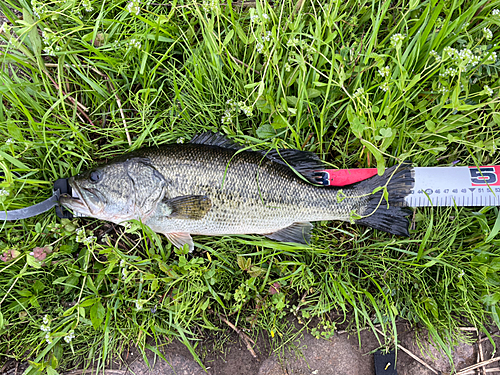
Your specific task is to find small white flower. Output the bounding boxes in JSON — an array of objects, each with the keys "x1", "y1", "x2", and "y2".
[
  {"x1": 429, "y1": 50, "x2": 441, "y2": 62},
  {"x1": 493, "y1": 9, "x2": 500, "y2": 16},
  {"x1": 379, "y1": 82, "x2": 389, "y2": 92},
  {"x1": 40, "y1": 324, "x2": 51, "y2": 332},
  {"x1": 262, "y1": 30, "x2": 272, "y2": 42},
  {"x1": 221, "y1": 110, "x2": 232, "y2": 125},
  {"x1": 64, "y1": 330, "x2": 75, "y2": 343},
  {"x1": 135, "y1": 300, "x2": 143, "y2": 310},
  {"x1": 202, "y1": 0, "x2": 219, "y2": 12},
  {"x1": 443, "y1": 46, "x2": 456, "y2": 58},
  {"x1": 439, "y1": 67, "x2": 459, "y2": 77},
  {"x1": 483, "y1": 27, "x2": 493, "y2": 40},
  {"x1": 0, "y1": 189, "x2": 9, "y2": 197},
  {"x1": 43, "y1": 46, "x2": 56, "y2": 57},
  {"x1": 75, "y1": 228, "x2": 86, "y2": 243},
  {"x1": 238, "y1": 102, "x2": 253, "y2": 117},
  {"x1": 390, "y1": 33, "x2": 405, "y2": 48},
  {"x1": 256, "y1": 42, "x2": 264, "y2": 53},
  {"x1": 32, "y1": 1, "x2": 46, "y2": 19},
  {"x1": 484, "y1": 85, "x2": 494, "y2": 96},
  {"x1": 120, "y1": 259, "x2": 126, "y2": 267},
  {"x1": 128, "y1": 38, "x2": 141, "y2": 49},
  {"x1": 126, "y1": 1, "x2": 140, "y2": 16},
  {"x1": 176, "y1": 137, "x2": 185, "y2": 144},
  {"x1": 353, "y1": 87, "x2": 365, "y2": 98},
  {"x1": 437, "y1": 84, "x2": 449, "y2": 94},
  {"x1": 262, "y1": 13, "x2": 269, "y2": 20},
  {"x1": 82, "y1": 236, "x2": 96, "y2": 245},
  {"x1": 485, "y1": 51, "x2": 497, "y2": 65},
  {"x1": 42, "y1": 315, "x2": 49, "y2": 324},
  {"x1": 286, "y1": 37, "x2": 300, "y2": 47},
  {"x1": 378, "y1": 66, "x2": 390, "y2": 78},
  {"x1": 226, "y1": 98, "x2": 238, "y2": 110},
  {"x1": 82, "y1": 0, "x2": 94, "y2": 12},
  {"x1": 284, "y1": 62, "x2": 291, "y2": 72},
  {"x1": 250, "y1": 14, "x2": 259, "y2": 24}
]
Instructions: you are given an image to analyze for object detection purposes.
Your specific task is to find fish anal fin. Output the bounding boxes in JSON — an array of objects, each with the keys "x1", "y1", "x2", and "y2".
[
  {"x1": 264, "y1": 222, "x2": 313, "y2": 244},
  {"x1": 163, "y1": 195, "x2": 212, "y2": 220},
  {"x1": 164, "y1": 232, "x2": 194, "y2": 252}
]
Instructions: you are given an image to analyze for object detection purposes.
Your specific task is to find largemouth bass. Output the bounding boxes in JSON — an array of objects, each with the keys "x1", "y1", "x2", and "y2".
[{"x1": 60, "y1": 132, "x2": 414, "y2": 251}]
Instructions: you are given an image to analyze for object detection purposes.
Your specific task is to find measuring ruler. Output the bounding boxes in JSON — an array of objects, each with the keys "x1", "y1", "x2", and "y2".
[{"x1": 315, "y1": 166, "x2": 500, "y2": 207}]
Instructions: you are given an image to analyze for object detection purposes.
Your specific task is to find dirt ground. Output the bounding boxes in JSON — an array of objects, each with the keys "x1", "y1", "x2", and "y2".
[
  {"x1": 3, "y1": 318, "x2": 497, "y2": 375},
  {"x1": 116, "y1": 319, "x2": 500, "y2": 375}
]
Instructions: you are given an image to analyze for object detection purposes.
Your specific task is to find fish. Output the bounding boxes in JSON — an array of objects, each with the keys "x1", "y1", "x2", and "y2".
[{"x1": 60, "y1": 132, "x2": 415, "y2": 251}]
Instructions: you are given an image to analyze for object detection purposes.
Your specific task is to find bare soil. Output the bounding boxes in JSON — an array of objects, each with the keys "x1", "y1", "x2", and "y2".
[{"x1": 0, "y1": 318, "x2": 489, "y2": 375}]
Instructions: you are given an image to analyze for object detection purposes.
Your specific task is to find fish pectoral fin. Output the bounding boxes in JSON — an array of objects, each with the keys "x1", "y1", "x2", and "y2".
[
  {"x1": 264, "y1": 222, "x2": 313, "y2": 245},
  {"x1": 164, "y1": 232, "x2": 194, "y2": 252},
  {"x1": 163, "y1": 195, "x2": 212, "y2": 220}
]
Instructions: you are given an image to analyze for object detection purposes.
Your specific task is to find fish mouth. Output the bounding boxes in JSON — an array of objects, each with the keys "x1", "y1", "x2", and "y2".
[{"x1": 59, "y1": 178, "x2": 95, "y2": 217}]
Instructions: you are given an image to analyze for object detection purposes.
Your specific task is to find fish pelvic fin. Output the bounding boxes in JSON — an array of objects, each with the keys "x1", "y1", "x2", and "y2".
[
  {"x1": 354, "y1": 163, "x2": 414, "y2": 236},
  {"x1": 264, "y1": 222, "x2": 313, "y2": 244},
  {"x1": 164, "y1": 232, "x2": 195, "y2": 252}
]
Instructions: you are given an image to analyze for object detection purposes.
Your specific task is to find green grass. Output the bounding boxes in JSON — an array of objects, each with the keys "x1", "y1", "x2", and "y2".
[{"x1": 0, "y1": 0, "x2": 500, "y2": 373}]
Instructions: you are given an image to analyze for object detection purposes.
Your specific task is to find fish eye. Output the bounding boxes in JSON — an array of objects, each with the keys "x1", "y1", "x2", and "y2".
[{"x1": 89, "y1": 170, "x2": 101, "y2": 183}]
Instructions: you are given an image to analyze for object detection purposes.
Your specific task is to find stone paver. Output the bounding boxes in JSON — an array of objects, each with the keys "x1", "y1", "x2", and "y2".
[
  {"x1": 127, "y1": 353, "x2": 207, "y2": 375},
  {"x1": 258, "y1": 331, "x2": 373, "y2": 375},
  {"x1": 398, "y1": 329, "x2": 475, "y2": 375}
]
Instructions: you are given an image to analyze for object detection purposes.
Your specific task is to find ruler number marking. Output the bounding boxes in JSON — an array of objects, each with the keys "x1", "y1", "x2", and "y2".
[{"x1": 470, "y1": 167, "x2": 498, "y2": 185}]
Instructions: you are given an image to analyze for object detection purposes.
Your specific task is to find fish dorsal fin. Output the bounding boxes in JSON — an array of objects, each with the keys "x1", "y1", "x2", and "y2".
[
  {"x1": 191, "y1": 132, "x2": 324, "y2": 183},
  {"x1": 164, "y1": 232, "x2": 195, "y2": 252},
  {"x1": 261, "y1": 149, "x2": 325, "y2": 184},
  {"x1": 264, "y1": 222, "x2": 313, "y2": 244},
  {"x1": 163, "y1": 195, "x2": 212, "y2": 220},
  {"x1": 190, "y1": 132, "x2": 242, "y2": 150}
]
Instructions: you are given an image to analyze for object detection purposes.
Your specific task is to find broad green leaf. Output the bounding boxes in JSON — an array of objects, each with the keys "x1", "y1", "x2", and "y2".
[
  {"x1": 486, "y1": 209, "x2": 500, "y2": 243},
  {"x1": 223, "y1": 29, "x2": 234, "y2": 46},
  {"x1": 481, "y1": 292, "x2": 500, "y2": 306},
  {"x1": 256, "y1": 124, "x2": 275, "y2": 139},
  {"x1": 90, "y1": 300, "x2": 105, "y2": 330},
  {"x1": 360, "y1": 139, "x2": 385, "y2": 175},
  {"x1": 26, "y1": 254, "x2": 41, "y2": 269},
  {"x1": 6, "y1": 120, "x2": 24, "y2": 141}
]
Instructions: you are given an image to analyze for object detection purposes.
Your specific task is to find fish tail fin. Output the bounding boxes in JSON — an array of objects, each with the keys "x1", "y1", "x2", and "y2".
[{"x1": 354, "y1": 163, "x2": 414, "y2": 236}]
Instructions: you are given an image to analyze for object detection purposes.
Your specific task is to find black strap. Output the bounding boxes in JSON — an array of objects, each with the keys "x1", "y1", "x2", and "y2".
[{"x1": 374, "y1": 350, "x2": 398, "y2": 375}]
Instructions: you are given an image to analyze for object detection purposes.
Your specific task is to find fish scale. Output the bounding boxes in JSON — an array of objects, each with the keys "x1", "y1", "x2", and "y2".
[{"x1": 144, "y1": 144, "x2": 361, "y2": 236}]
